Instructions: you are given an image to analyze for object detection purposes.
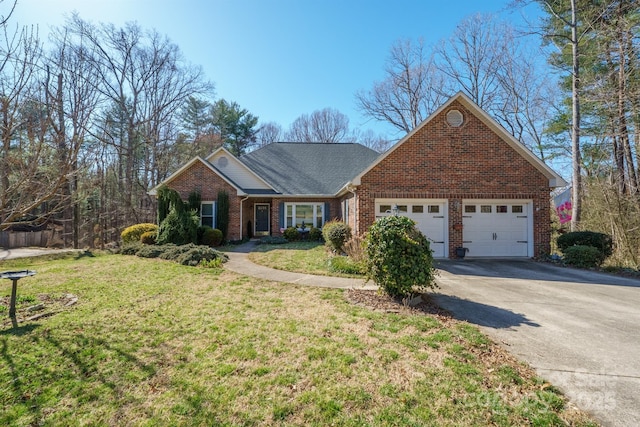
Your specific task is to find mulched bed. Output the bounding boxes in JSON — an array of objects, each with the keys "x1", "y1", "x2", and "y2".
[{"x1": 346, "y1": 289, "x2": 452, "y2": 320}]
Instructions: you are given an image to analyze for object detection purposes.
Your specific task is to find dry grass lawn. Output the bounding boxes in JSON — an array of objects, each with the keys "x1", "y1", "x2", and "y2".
[{"x1": 0, "y1": 252, "x2": 598, "y2": 426}]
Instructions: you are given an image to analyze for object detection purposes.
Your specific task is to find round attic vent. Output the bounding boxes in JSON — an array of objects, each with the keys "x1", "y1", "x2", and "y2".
[
  {"x1": 446, "y1": 109, "x2": 464, "y2": 127},
  {"x1": 218, "y1": 156, "x2": 228, "y2": 168}
]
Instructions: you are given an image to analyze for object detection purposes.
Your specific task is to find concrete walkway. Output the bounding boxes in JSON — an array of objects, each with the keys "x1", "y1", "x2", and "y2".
[
  {"x1": 223, "y1": 241, "x2": 377, "y2": 290},
  {"x1": 0, "y1": 247, "x2": 79, "y2": 261}
]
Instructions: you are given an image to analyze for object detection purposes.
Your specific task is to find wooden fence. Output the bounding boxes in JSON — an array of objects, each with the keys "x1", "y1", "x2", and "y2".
[{"x1": 0, "y1": 231, "x2": 52, "y2": 249}]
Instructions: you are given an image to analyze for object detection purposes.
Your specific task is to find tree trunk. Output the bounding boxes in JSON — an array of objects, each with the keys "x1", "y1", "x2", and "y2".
[{"x1": 570, "y1": 0, "x2": 582, "y2": 231}]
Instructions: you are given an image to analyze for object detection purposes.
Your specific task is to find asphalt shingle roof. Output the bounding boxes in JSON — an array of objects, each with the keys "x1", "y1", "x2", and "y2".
[{"x1": 240, "y1": 142, "x2": 381, "y2": 195}]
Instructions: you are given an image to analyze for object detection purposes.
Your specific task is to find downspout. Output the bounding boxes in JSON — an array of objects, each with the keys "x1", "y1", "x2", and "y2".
[
  {"x1": 348, "y1": 185, "x2": 357, "y2": 235},
  {"x1": 239, "y1": 196, "x2": 249, "y2": 240}
]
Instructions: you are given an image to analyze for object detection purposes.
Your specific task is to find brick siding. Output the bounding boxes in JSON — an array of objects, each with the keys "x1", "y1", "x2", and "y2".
[
  {"x1": 357, "y1": 100, "x2": 552, "y2": 257},
  {"x1": 165, "y1": 160, "x2": 243, "y2": 240}
]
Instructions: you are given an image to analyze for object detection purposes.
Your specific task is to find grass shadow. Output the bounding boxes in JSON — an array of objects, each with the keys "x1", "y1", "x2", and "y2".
[
  {"x1": 433, "y1": 293, "x2": 540, "y2": 329},
  {"x1": 72, "y1": 250, "x2": 96, "y2": 259},
  {"x1": 0, "y1": 322, "x2": 39, "y2": 336}
]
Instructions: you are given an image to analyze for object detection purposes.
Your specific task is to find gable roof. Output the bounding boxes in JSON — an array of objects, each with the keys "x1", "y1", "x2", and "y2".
[
  {"x1": 240, "y1": 142, "x2": 381, "y2": 195},
  {"x1": 351, "y1": 92, "x2": 567, "y2": 188},
  {"x1": 148, "y1": 156, "x2": 246, "y2": 196},
  {"x1": 205, "y1": 147, "x2": 275, "y2": 191}
]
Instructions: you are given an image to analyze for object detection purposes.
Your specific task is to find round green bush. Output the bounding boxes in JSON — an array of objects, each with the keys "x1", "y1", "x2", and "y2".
[
  {"x1": 308, "y1": 227, "x2": 323, "y2": 242},
  {"x1": 563, "y1": 245, "x2": 604, "y2": 268},
  {"x1": 557, "y1": 231, "x2": 613, "y2": 260},
  {"x1": 322, "y1": 220, "x2": 352, "y2": 252},
  {"x1": 210, "y1": 228, "x2": 224, "y2": 246},
  {"x1": 198, "y1": 226, "x2": 224, "y2": 246},
  {"x1": 283, "y1": 227, "x2": 300, "y2": 241},
  {"x1": 364, "y1": 215, "x2": 437, "y2": 298},
  {"x1": 140, "y1": 230, "x2": 157, "y2": 245},
  {"x1": 121, "y1": 223, "x2": 158, "y2": 244}
]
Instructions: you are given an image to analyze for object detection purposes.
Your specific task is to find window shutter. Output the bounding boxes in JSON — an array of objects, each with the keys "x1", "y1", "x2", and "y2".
[
  {"x1": 279, "y1": 202, "x2": 285, "y2": 229},
  {"x1": 324, "y1": 202, "x2": 331, "y2": 223}
]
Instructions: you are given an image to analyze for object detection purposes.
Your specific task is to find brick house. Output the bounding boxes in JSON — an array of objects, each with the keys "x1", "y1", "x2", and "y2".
[{"x1": 150, "y1": 92, "x2": 566, "y2": 258}]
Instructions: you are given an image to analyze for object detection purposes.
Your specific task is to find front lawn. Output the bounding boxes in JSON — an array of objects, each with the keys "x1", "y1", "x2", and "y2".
[
  {"x1": 0, "y1": 253, "x2": 596, "y2": 426},
  {"x1": 248, "y1": 241, "x2": 364, "y2": 278}
]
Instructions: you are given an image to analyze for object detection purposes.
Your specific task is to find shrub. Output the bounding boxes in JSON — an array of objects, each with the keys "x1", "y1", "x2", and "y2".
[
  {"x1": 135, "y1": 245, "x2": 166, "y2": 258},
  {"x1": 557, "y1": 231, "x2": 613, "y2": 260},
  {"x1": 328, "y1": 256, "x2": 364, "y2": 275},
  {"x1": 343, "y1": 235, "x2": 366, "y2": 264},
  {"x1": 176, "y1": 246, "x2": 227, "y2": 266},
  {"x1": 121, "y1": 242, "x2": 228, "y2": 267},
  {"x1": 308, "y1": 227, "x2": 323, "y2": 242},
  {"x1": 158, "y1": 243, "x2": 192, "y2": 261},
  {"x1": 198, "y1": 226, "x2": 223, "y2": 246},
  {"x1": 322, "y1": 220, "x2": 352, "y2": 252},
  {"x1": 140, "y1": 231, "x2": 157, "y2": 245},
  {"x1": 563, "y1": 245, "x2": 604, "y2": 268},
  {"x1": 283, "y1": 227, "x2": 300, "y2": 241},
  {"x1": 121, "y1": 242, "x2": 143, "y2": 255},
  {"x1": 364, "y1": 215, "x2": 437, "y2": 298},
  {"x1": 216, "y1": 190, "x2": 230, "y2": 239},
  {"x1": 200, "y1": 258, "x2": 224, "y2": 269},
  {"x1": 210, "y1": 229, "x2": 224, "y2": 246},
  {"x1": 157, "y1": 210, "x2": 198, "y2": 246},
  {"x1": 121, "y1": 223, "x2": 158, "y2": 244}
]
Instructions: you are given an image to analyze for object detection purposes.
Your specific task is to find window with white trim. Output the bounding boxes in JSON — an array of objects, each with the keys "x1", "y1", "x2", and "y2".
[
  {"x1": 285, "y1": 203, "x2": 324, "y2": 229},
  {"x1": 201, "y1": 202, "x2": 215, "y2": 228}
]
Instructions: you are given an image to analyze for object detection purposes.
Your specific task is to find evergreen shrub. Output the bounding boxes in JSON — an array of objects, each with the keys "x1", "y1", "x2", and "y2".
[
  {"x1": 140, "y1": 231, "x2": 157, "y2": 245},
  {"x1": 322, "y1": 220, "x2": 352, "y2": 252},
  {"x1": 309, "y1": 227, "x2": 323, "y2": 242},
  {"x1": 364, "y1": 215, "x2": 437, "y2": 298},
  {"x1": 283, "y1": 227, "x2": 300, "y2": 241},
  {"x1": 557, "y1": 231, "x2": 613, "y2": 264},
  {"x1": 563, "y1": 245, "x2": 603, "y2": 268},
  {"x1": 121, "y1": 223, "x2": 158, "y2": 244}
]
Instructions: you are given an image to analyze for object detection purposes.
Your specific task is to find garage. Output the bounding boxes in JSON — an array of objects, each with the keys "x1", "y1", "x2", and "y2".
[
  {"x1": 462, "y1": 200, "x2": 533, "y2": 257},
  {"x1": 375, "y1": 199, "x2": 448, "y2": 258}
]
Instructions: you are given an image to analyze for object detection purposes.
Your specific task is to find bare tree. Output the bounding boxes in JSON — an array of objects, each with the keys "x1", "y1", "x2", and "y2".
[
  {"x1": 355, "y1": 38, "x2": 446, "y2": 133},
  {"x1": 285, "y1": 107, "x2": 352, "y2": 143},
  {"x1": 0, "y1": 23, "x2": 75, "y2": 230},
  {"x1": 434, "y1": 14, "x2": 510, "y2": 109},
  {"x1": 0, "y1": 0, "x2": 16, "y2": 26},
  {"x1": 63, "y1": 15, "x2": 212, "y2": 226},
  {"x1": 43, "y1": 26, "x2": 102, "y2": 247},
  {"x1": 353, "y1": 128, "x2": 391, "y2": 153},
  {"x1": 256, "y1": 121, "x2": 283, "y2": 147}
]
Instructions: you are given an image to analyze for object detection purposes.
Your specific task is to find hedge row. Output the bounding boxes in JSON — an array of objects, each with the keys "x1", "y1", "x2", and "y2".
[{"x1": 121, "y1": 242, "x2": 228, "y2": 267}]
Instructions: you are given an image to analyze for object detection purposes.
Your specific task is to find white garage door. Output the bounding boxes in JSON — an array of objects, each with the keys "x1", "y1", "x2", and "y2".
[
  {"x1": 462, "y1": 200, "x2": 532, "y2": 257},
  {"x1": 375, "y1": 199, "x2": 448, "y2": 258}
]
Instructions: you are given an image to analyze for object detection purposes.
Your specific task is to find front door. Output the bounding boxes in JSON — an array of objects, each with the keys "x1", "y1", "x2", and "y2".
[{"x1": 254, "y1": 204, "x2": 270, "y2": 236}]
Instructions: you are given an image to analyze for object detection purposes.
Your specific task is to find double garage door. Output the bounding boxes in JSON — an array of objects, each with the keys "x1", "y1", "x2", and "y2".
[{"x1": 375, "y1": 199, "x2": 533, "y2": 258}]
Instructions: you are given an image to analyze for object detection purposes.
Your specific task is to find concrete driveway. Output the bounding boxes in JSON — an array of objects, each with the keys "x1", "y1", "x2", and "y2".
[{"x1": 433, "y1": 259, "x2": 640, "y2": 427}]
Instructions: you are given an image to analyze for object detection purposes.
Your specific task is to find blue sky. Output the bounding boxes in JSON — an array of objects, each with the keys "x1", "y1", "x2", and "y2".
[{"x1": 12, "y1": 0, "x2": 542, "y2": 140}]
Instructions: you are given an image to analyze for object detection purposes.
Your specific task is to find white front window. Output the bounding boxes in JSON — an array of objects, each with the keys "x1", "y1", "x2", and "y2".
[
  {"x1": 201, "y1": 202, "x2": 216, "y2": 228},
  {"x1": 285, "y1": 203, "x2": 324, "y2": 229}
]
